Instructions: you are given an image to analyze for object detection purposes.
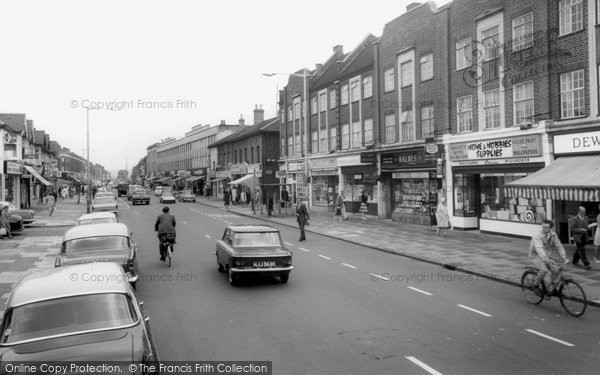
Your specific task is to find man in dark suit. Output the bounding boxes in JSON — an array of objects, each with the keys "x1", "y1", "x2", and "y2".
[{"x1": 571, "y1": 206, "x2": 592, "y2": 270}]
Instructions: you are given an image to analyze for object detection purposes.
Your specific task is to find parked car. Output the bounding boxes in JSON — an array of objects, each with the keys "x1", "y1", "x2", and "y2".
[
  {"x1": 0, "y1": 201, "x2": 34, "y2": 225},
  {"x1": 132, "y1": 190, "x2": 151, "y2": 205},
  {"x1": 55, "y1": 223, "x2": 139, "y2": 287},
  {"x1": 178, "y1": 190, "x2": 196, "y2": 202},
  {"x1": 216, "y1": 225, "x2": 293, "y2": 285},
  {"x1": 0, "y1": 262, "x2": 159, "y2": 363},
  {"x1": 153, "y1": 186, "x2": 163, "y2": 196},
  {"x1": 76, "y1": 212, "x2": 118, "y2": 226},
  {"x1": 91, "y1": 196, "x2": 118, "y2": 216},
  {"x1": 127, "y1": 185, "x2": 142, "y2": 200},
  {"x1": 159, "y1": 190, "x2": 176, "y2": 204}
]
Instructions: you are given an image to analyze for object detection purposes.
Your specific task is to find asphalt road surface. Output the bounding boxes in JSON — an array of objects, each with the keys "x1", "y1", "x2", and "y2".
[{"x1": 114, "y1": 197, "x2": 599, "y2": 375}]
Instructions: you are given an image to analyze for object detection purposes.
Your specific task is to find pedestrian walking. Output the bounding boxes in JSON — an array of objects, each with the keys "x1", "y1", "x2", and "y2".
[
  {"x1": 46, "y1": 191, "x2": 56, "y2": 216},
  {"x1": 571, "y1": 206, "x2": 593, "y2": 270},
  {"x1": 231, "y1": 186, "x2": 238, "y2": 205},
  {"x1": 296, "y1": 200, "x2": 309, "y2": 241},
  {"x1": 1, "y1": 205, "x2": 13, "y2": 239},
  {"x1": 240, "y1": 189, "x2": 247, "y2": 208},
  {"x1": 592, "y1": 203, "x2": 600, "y2": 263},
  {"x1": 224, "y1": 188, "x2": 230, "y2": 210},
  {"x1": 334, "y1": 192, "x2": 345, "y2": 221},
  {"x1": 61, "y1": 186, "x2": 68, "y2": 200},
  {"x1": 255, "y1": 188, "x2": 262, "y2": 214},
  {"x1": 246, "y1": 188, "x2": 251, "y2": 206},
  {"x1": 359, "y1": 190, "x2": 368, "y2": 219},
  {"x1": 435, "y1": 197, "x2": 450, "y2": 236}
]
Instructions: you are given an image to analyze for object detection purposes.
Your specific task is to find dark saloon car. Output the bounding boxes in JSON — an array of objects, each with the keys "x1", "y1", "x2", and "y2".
[
  {"x1": 55, "y1": 223, "x2": 139, "y2": 287},
  {"x1": 0, "y1": 263, "x2": 159, "y2": 365},
  {"x1": 0, "y1": 201, "x2": 34, "y2": 225},
  {"x1": 216, "y1": 225, "x2": 293, "y2": 285},
  {"x1": 132, "y1": 190, "x2": 151, "y2": 205}
]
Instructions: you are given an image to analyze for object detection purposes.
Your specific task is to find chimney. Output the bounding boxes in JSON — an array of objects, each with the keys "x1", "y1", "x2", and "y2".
[
  {"x1": 254, "y1": 104, "x2": 264, "y2": 125},
  {"x1": 220, "y1": 120, "x2": 226, "y2": 125},
  {"x1": 406, "y1": 2, "x2": 422, "y2": 12},
  {"x1": 238, "y1": 114, "x2": 245, "y2": 126},
  {"x1": 315, "y1": 63, "x2": 323, "y2": 75},
  {"x1": 333, "y1": 45, "x2": 343, "y2": 55}
]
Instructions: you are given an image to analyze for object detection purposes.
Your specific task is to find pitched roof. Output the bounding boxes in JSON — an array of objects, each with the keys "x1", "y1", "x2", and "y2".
[
  {"x1": 339, "y1": 34, "x2": 378, "y2": 75},
  {"x1": 208, "y1": 117, "x2": 280, "y2": 148},
  {"x1": 0, "y1": 113, "x2": 26, "y2": 133}
]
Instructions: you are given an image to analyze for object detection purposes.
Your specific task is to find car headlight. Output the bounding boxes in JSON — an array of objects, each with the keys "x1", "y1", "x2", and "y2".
[{"x1": 234, "y1": 259, "x2": 245, "y2": 267}]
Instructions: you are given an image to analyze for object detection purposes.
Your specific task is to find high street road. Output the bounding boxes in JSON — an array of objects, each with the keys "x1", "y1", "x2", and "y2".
[{"x1": 113, "y1": 197, "x2": 599, "y2": 375}]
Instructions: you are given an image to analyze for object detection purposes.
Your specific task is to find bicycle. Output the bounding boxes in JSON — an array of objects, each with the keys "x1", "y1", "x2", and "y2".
[
  {"x1": 160, "y1": 234, "x2": 175, "y2": 268},
  {"x1": 521, "y1": 263, "x2": 587, "y2": 317}
]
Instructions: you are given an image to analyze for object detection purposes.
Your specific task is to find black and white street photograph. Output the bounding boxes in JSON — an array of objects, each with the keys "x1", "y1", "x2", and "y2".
[{"x1": 1, "y1": 1, "x2": 600, "y2": 374}]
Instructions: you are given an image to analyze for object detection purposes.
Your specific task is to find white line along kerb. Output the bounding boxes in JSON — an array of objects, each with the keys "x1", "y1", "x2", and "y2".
[
  {"x1": 405, "y1": 356, "x2": 443, "y2": 375},
  {"x1": 526, "y1": 329, "x2": 575, "y2": 347},
  {"x1": 457, "y1": 304, "x2": 492, "y2": 317}
]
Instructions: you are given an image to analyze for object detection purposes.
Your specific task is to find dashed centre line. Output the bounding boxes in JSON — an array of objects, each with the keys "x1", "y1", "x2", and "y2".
[
  {"x1": 318, "y1": 255, "x2": 332, "y2": 260},
  {"x1": 205, "y1": 235, "x2": 211, "y2": 238},
  {"x1": 457, "y1": 304, "x2": 492, "y2": 317},
  {"x1": 369, "y1": 273, "x2": 390, "y2": 281},
  {"x1": 408, "y1": 286, "x2": 433, "y2": 296},
  {"x1": 284, "y1": 242, "x2": 293, "y2": 246},
  {"x1": 298, "y1": 247, "x2": 310, "y2": 253},
  {"x1": 526, "y1": 329, "x2": 575, "y2": 347},
  {"x1": 405, "y1": 356, "x2": 443, "y2": 375},
  {"x1": 342, "y1": 263, "x2": 357, "y2": 269}
]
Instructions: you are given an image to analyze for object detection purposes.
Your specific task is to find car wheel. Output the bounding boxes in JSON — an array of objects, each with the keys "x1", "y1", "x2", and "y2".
[
  {"x1": 280, "y1": 273, "x2": 290, "y2": 284},
  {"x1": 227, "y1": 266, "x2": 238, "y2": 286},
  {"x1": 217, "y1": 257, "x2": 224, "y2": 273},
  {"x1": 131, "y1": 281, "x2": 137, "y2": 290}
]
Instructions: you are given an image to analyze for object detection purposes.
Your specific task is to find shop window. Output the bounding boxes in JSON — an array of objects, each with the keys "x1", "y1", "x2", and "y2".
[
  {"x1": 312, "y1": 176, "x2": 338, "y2": 207},
  {"x1": 480, "y1": 173, "x2": 547, "y2": 223},
  {"x1": 392, "y1": 177, "x2": 436, "y2": 217},
  {"x1": 453, "y1": 174, "x2": 476, "y2": 217},
  {"x1": 343, "y1": 172, "x2": 377, "y2": 203}
]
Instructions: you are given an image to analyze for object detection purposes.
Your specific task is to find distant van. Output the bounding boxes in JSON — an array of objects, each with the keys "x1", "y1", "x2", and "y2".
[{"x1": 116, "y1": 183, "x2": 129, "y2": 197}]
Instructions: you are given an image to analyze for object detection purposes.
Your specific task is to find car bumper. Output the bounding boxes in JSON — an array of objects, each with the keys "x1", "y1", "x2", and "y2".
[
  {"x1": 231, "y1": 266, "x2": 294, "y2": 274},
  {"x1": 126, "y1": 272, "x2": 139, "y2": 283}
]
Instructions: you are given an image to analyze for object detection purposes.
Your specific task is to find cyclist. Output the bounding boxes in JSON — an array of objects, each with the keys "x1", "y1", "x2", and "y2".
[
  {"x1": 154, "y1": 206, "x2": 176, "y2": 261},
  {"x1": 529, "y1": 219, "x2": 568, "y2": 295}
]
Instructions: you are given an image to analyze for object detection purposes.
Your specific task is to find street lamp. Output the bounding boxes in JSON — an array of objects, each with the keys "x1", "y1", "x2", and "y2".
[{"x1": 262, "y1": 70, "x2": 313, "y2": 205}]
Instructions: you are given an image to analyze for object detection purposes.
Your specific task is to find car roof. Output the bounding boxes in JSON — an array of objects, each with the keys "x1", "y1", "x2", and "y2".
[
  {"x1": 77, "y1": 212, "x2": 117, "y2": 221},
  {"x1": 64, "y1": 223, "x2": 129, "y2": 241},
  {"x1": 7, "y1": 263, "x2": 129, "y2": 308},
  {"x1": 227, "y1": 224, "x2": 279, "y2": 233}
]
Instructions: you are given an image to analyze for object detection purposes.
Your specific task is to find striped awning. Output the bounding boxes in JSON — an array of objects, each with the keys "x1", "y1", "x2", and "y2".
[{"x1": 504, "y1": 155, "x2": 600, "y2": 201}]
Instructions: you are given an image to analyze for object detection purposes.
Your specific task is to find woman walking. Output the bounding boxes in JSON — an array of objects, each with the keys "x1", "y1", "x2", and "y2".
[
  {"x1": 359, "y1": 190, "x2": 368, "y2": 219},
  {"x1": 436, "y1": 197, "x2": 450, "y2": 236},
  {"x1": 296, "y1": 201, "x2": 310, "y2": 241},
  {"x1": 593, "y1": 203, "x2": 600, "y2": 263}
]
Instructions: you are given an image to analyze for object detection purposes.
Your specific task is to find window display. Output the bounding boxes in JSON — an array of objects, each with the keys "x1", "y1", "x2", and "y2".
[
  {"x1": 392, "y1": 178, "x2": 435, "y2": 216},
  {"x1": 312, "y1": 176, "x2": 338, "y2": 207},
  {"x1": 480, "y1": 173, "x2": 547, "y2": 223},
  {"x1": 343, "y1": 172, "x2": 377, "y2": 203},
  {"x1": 453, "y1": 174, "x2": 476, "y2": 217}
]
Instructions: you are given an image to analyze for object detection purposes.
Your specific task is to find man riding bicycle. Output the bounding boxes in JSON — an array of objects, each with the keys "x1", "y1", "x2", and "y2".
[
  {"x1": 155, "y1": 206, "x2": 176, "y2": 261},
  {"x1": 529, "y1": 219, "x2": 569, "y2": 295}
]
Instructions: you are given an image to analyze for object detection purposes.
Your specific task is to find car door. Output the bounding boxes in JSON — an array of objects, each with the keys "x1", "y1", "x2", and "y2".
[{"x1": 216, "y1": 228, "x2": 232, "y2": 265}]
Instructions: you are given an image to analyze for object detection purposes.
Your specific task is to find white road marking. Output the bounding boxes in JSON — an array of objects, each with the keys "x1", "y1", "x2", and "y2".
[
  {"x1": 405, "y1": 356, "x2": 443, "y2": 375},
  {"x1": 318, "y1": 255, "x2": 331, "y2": 260},
  {"x1": 342, "y1": 263, "x2": 357, "y2": 269},
  {"x1": 298, "y1": 247, "x2": 310, "y2": 253},
  {"x1": 117, "y1": 198, "x2": 130, "y2": 209},
  {"x1": 284, "y1": 242, "x2": 293, "y2": 246},
  {"x1": 526, "y1": 329, "x2": 575, "y2": 347},
  {"x1": 182, "y1": 221, "x2": 188, "y2": 224},
  {"x1": 369, "y1": 273, "x2": 390, "y2": 281},
  {"x1": 205, "y1": 235, "x2": 211, "y2": 238},
  {"x1": 408, "y1": 286, "x2": 433, "y2": 296},
  {"x1": 457, "y1": 304, "x2": 492, "y2": 317}
]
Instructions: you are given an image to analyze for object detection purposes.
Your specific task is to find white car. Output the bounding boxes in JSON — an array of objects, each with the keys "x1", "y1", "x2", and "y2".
[
  {"x1": 76, "y1": 212, "x2": 118, "y2": 226},
  {"x1": 91, "y1": 197, "x2": 118, "y2": 216}
]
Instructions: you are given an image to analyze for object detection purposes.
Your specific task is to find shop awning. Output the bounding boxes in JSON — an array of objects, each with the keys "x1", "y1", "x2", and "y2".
[
  {"x1": 228, "y1": 174, "x2": 256, "y2": 186},
  {"x1": 172, "y1": 177, "x2": 183, "y2": 182},
  {"x1": 504, "y1": 155, "x2": 600, "y2": 201},
  {"x1": 23, "y1": 165, "x2": 52, "y2": 186},
  {"x1": 186, "y1": 176, "x2": 205, "y2": 182},
  {"x1": 156, "y1": 177, "x2": 170, "y2": 183}
]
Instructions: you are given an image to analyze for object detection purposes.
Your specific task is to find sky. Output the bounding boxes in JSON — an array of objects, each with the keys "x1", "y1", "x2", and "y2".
[{"x1": 0, "y1": 0, "x2": 449, "y2": 177}]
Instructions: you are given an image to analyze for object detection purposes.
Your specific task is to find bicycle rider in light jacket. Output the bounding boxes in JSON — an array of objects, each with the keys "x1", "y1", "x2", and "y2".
[
  {"x1": 529, "y1": 219, "x2": 569, "y2": 293},
  {"x1": 155, "y1": 206, "x2": 176, "y2": 260}
]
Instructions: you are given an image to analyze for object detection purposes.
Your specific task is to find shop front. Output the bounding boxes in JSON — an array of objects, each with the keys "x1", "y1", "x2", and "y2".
[
  {"x1": 186, "y1": 169, "x2": 206, "y2": 195},
  {"x1": 505, "y1": 129, "x2": 600, "y2": 242},
  {"x1": 309, "y1": 156, "x2": 338, "y2": 212},
  {"x1": 286, "y1": 161, "x2": 307, "y2": 205},
  {"x1": 3, "y1": 161, "x2": 21, "y2": 204},
  {"x1": 381, "y1": 148, "x2": 441, "y2": 225},
  {"x1": 338, "y1": 155, "x2": 378, "y2": 215},
  {"x1": 445, "y1": 130, "x2": 550, "y2": 236}
]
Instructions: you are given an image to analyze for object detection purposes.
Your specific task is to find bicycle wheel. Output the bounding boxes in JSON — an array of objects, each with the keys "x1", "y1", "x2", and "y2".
[
  {"x1": 559, "y1": 280, "x2": 587, "y2": 317},
  {"x1": 521, "y1": 270, "x2": 544, "y2": 305},
  {"x1": 166, "y1": 245, "x2": 172, "y2": 268}
]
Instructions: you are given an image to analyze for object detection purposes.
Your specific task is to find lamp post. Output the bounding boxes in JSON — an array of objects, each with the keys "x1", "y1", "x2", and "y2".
[
  {"x1": 262, "y1": 70, "x2": 312, "y2": 205},
  {"x1": 86, "y1": 108, "x2": 92, "y2": 213}
]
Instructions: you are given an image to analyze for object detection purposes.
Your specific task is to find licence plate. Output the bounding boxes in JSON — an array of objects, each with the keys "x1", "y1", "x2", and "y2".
[{"x1": 253, "y1": 261, "x2": 276, "y2": 268}]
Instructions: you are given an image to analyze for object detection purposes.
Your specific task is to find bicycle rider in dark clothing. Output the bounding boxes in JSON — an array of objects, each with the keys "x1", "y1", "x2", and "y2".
[{"x1": 155, "y1": 206, "x2": 176, "y2": 260}]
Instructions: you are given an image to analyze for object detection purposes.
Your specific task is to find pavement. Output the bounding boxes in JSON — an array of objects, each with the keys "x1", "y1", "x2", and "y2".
[{"x1": 0, "y1": 194, "x2": 598, "y2": 319}]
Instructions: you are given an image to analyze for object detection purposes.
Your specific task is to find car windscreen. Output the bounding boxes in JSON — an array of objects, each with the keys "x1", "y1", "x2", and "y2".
[
  {"x1": 77, "y1": 218, "x2": 117, "y2": 226},
  {"x1": 232, "y1": 232, "x2": 281, "y2": 247},
  {"x1": 93, "y1": 198, "x2": 116, "y2": 205},
  {"x1": 0, "y1": 293, "x2": 138, "y2": 344},
  {"x1": 63, "y1": 236, "x2": 129, "y2": 253}
]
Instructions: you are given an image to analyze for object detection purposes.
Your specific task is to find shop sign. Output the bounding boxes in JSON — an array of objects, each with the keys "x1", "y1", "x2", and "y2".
[
  {"x1": 288, "y1": 162, "x2": 299, "y2": 172},
  {"x1": 454, "y1": 157, "x2": 534, "y2": 166},
  {"x1": 185, "y1": 170, "x2": 191, "y2": 177},
  {"x1": 425, "y1": 143, "x2": 438, "y2": 154},
  {"x1": 230, "y1": 164, "x2": 247, "y2": 175},
  {"x1": 207, "y1": 169, "x2": 216, "y2": 178},
  {"x1": 554, "y1": 131, "x2": 600, "y2": 154},
  {"x1": 310, "y1": 156, "x2": 337, "y2": 169},
  {"x1": 215, "y1": 170, "x2": 231, "y2": 179},
  {"x1": 360, "y1": 152, "x2": 377, "y2": 164},
  {"x1": 353, "y1": 174, "x2": 363, "y2": 179},
  {"x1": 381, "y1": 149, "x2": 437, "y2": 169},
  {"x1": 275, "y1": 170, "x2": 287, "y2": 178},
  {"x1": 194, "y1": 169, "x2": 204, "y2": 175},
  {"x1": 4, "y1": 161, "x2": 21, "y2": 175},
  {"x1": 178, "y1": 169, "x2": 186, "y2": 177},
  {"x1": 247, "y1": 164, "x2": 261, "y2": 173},
  {"x1": 311, "y1": 169, "x2": 337, "y2": 176},
  {"x1": 449, "y1": 135, "x2": 542, "y2": 161},
  {"x1": 338, "y1": 155, "x2": 364, "y2": 166},
  {"x1": 392, "y1": 171, "x2": 429, "y2": 179}
]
